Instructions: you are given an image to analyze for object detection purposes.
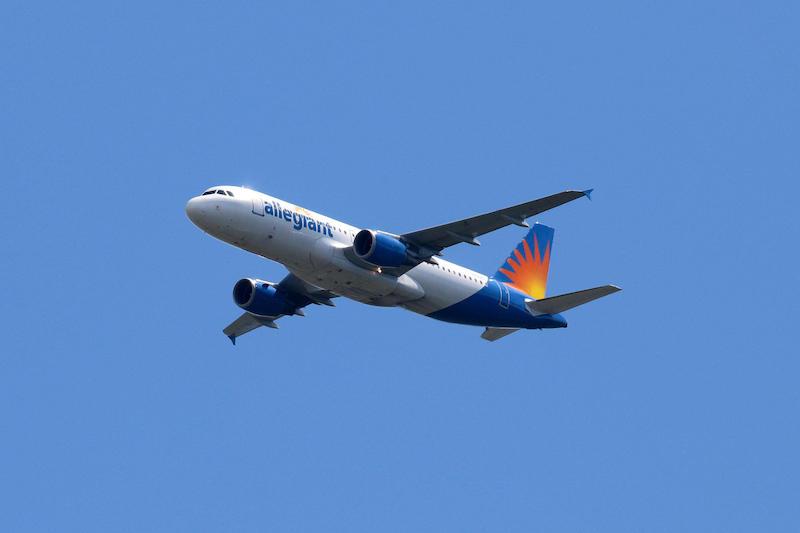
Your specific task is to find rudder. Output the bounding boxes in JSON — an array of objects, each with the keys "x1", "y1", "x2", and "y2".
[{"x1": 494, "y1": 223, "x2": 554, "y2": 299}]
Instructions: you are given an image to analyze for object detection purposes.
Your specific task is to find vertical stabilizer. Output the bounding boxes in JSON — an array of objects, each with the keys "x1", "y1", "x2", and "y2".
[{"x1": 494, "y1": 223, "x2": 554, "y2": 299}]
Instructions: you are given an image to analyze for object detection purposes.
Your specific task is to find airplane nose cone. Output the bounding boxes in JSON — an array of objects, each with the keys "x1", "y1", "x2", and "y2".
[{"x1": 185, "y1": 197, "x2": 205, "y2": 226}]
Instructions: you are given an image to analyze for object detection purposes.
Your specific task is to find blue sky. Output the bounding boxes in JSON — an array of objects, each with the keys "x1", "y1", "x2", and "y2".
[{"x1": 2, "y1": 1, "x2": 799, "y2": 531}]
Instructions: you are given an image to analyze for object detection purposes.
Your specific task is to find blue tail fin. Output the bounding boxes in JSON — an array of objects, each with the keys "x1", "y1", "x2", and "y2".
[{"x1": 493, "y1": 223, "x2": 554, "y2": 299}]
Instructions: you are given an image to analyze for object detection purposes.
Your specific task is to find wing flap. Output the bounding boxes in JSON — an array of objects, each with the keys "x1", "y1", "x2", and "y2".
[{"x1": 277, "y1": 273, "x2": 338, "y2": 305}]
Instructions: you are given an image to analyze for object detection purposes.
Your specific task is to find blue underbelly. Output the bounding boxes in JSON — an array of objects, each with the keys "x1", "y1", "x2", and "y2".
[{"x1": 426, "y1": 282, "x2": 567, "y2": 329}]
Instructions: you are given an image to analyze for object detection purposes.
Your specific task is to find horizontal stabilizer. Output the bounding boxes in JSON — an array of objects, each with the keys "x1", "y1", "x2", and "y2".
[
  {"x1": 481, "y1": 327, "x2": 520, "y2": 342},
  {"x1": 526, "y1": 285, "x2": 621, "y2": 315}
]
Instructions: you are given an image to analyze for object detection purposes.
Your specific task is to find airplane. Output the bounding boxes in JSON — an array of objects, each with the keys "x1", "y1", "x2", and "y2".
[{"x1": 185, "y1": 186, "x2": 620, "y2": 344}]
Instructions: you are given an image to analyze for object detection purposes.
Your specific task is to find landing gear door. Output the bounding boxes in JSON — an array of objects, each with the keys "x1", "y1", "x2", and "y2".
[{"x1": 252, "y1": 196, "x2": 265, "y2": 216}]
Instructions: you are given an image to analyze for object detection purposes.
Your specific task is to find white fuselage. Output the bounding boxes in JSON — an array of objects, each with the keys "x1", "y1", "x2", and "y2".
[{"x1": 186, "y1": 186, "x2": 490, "y2": 317}]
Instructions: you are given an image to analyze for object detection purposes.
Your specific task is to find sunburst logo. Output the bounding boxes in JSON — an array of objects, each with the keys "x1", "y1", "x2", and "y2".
[{"x1": 495, "y1": 224, "x2": 553, "y2": 299}]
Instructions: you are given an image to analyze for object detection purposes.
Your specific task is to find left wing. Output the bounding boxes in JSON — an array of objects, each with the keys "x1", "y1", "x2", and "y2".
[
  {"x1": 277, "y1": 273, "x2": 338, "y2": 307},
  {"x1": 223, "y1": 273, "x2": 338, "y2": 344},
  {"x1": 223, "y1": 313, "x2": 278, "y2": 343},
  {"x1": 401, "y1": 189, "x2": 592, "y2": 256}
]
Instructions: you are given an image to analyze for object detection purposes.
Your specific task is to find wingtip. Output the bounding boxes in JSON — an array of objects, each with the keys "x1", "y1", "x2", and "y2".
[{"x1": 582, "y1": 188, "x2": 593, "y2": 200}]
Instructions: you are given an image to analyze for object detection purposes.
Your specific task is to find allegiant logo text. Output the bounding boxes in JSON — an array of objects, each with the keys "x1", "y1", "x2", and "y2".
[{"x1": 265, "y1": 200, "x2": 333, "y2": 236}]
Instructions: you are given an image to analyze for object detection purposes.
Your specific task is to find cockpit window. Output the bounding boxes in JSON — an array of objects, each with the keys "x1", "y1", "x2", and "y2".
[
  {"x1": 216, "y1": 190, "x2": 226, "y2": 195},
  {"x1": 202, "y1": 190, "x2": 216, "y2": 196},
  {"x1": 226, "y1": 191, "x2": 234, "y2": 197}
]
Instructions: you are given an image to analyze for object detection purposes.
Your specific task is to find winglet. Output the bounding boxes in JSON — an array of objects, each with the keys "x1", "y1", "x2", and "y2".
[
  {"x1": 228, "y1": 335, "x2": 236, "y2": 345},
  {"x1": 582, "y1": 188, "x2": 593, "y2": 200}
]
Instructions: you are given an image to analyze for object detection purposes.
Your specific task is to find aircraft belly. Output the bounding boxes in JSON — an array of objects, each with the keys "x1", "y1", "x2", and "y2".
[
  {"x1": 401, "y1": 263, "x2": 483, "y2": 315},
  {"x1": 298, "y1": 242, "x2": 425, "y2": 306}
]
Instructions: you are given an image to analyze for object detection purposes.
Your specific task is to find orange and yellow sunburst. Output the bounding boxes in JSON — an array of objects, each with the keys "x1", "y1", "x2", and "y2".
[{"x1": 494, "y1": 224, "x2": 553, "y2": 299}]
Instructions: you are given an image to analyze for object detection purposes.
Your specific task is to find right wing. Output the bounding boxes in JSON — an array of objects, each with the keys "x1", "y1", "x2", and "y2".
[{"x1": 223, "y1": 273, "x2": 338, "y2": 344}]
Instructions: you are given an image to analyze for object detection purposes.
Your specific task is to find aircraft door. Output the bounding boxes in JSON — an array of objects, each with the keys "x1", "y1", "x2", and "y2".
[
  {"x1": 493, "y1": 280, "x2": 510, "y2": 309},
  {"x1": 500, "y1": 281, "x2": 511, "y2": 309},
  {"x1": 252, "y1": 196, "x2": 265, "y2": 216}
]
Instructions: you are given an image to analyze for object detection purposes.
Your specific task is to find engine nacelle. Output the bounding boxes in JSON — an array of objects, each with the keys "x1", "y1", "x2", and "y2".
[
  {"x1": 353, "y1": 229, "x2": 409, "y2": 267},
  {"x1": 232, "y1": 278, "x2": 294, "y2": 316}
]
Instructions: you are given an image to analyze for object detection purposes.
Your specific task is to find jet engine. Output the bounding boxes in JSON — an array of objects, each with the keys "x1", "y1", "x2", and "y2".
[
  {"x1": 353, "y1": 230, "x2": 410, "y2": 267},
  {"x1": 232, "y1": 278, "x2": 296, "y2": 317}
]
